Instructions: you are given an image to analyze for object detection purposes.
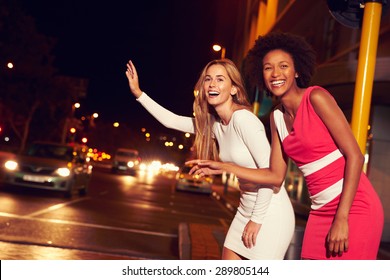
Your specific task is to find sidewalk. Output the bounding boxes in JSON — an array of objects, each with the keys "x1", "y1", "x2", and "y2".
[{"x1": 178, "y1": 183, "x2": 390, "y2": 260}]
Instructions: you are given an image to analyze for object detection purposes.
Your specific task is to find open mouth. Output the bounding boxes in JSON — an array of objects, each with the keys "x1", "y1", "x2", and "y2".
[
  {"x1": 271, "y1": 80, "x2": 286, "y2": 87},
  {"x1": 208, "y1": 91, "x2": 220, "y2": 96}
]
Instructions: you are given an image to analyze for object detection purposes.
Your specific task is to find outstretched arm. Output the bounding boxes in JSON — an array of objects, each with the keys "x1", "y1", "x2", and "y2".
[
  {"x1": 125, "y1": 60, "x2": 195, "y2": 134},
  {"x1": 187, "y1": 112, "x2": 288, "y2": 187}
]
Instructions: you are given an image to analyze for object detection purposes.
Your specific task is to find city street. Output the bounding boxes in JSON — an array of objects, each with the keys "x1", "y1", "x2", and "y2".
[{"x1": 0, "y1": 165, "x2": 234, "y2": 260}]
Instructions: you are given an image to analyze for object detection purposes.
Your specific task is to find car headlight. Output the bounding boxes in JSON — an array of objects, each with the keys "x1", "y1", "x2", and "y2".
[
  {"x1": 205, "y1": 177, "x2": 213, "y2": 183},
  {"x1": 140, "y1": 163, "x2": 147, "y2": 171},
  {"x1": 127, "y1": 161, "x2": 135, "y2": 168},
  {"x1": 56, "y1": 167, "x2": 71, "y2": 177},
  {"x1": 4, "y1": 160, "x2": 18, "y2": 171}
]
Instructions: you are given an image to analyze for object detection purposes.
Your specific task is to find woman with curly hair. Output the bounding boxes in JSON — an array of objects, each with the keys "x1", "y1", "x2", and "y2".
[
  {"x1": 188, "y1": 32, "x2": 384, "y2": 260},
  {"x1": 125, "y1": 58, "x2": 295, "y2": 260}
]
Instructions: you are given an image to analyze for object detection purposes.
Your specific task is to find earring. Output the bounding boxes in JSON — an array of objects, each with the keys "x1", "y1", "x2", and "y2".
[{"x1": 295, "y1": 73, "x2": 299, "y2": 78}]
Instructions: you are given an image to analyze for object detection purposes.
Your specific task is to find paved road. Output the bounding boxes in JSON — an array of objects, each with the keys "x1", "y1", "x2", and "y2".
[{"x1": 0, "y1": 167, "x2": 233, "y2": 260}]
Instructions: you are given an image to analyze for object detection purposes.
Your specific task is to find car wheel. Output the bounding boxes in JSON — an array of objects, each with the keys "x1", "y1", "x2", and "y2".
[
  {"x1": 78, "y1": 187, "x2": 87, "y2": 196},
  {"x1": 78, "y1": 182, "x2": 89, "y2": 196},
  {"x1": 64, "y1": 180, "x2": 75, "y2": 198}
]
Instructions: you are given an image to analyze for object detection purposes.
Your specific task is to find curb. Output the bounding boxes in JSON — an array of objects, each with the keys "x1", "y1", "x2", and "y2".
[
  {"x1": 178, "y1": 223, "x2": 191, "y2": 260},
  {"x1": 178, "y1": 186, "x2": 390, "y2": 260},
  {"x1": 177, "y1": 187, "x2": 236, "y2": 260},
  {"x1": 178, "y1": 222, "x2": 226, "y2": 260}
]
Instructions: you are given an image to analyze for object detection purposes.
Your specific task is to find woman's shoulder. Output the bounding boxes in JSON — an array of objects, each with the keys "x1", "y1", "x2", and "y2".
[
  {"x1": 231, "y1": 108, "x2": 264, "y2": 126},
  {"x1": 308, "y1": 86, "x2": 335, "y2": 105},
  {"x1": 232, "y1": 108, "x2": 258, "y2": 119}
]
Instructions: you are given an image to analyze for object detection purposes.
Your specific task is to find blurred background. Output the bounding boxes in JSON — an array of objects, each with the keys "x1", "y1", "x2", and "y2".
[{"x1": 0, "y1": 0, "x2": 389, "y2": 255}]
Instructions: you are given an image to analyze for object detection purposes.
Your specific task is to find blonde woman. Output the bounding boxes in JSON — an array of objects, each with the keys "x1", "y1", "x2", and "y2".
[{"x1": 125, "y1": 58, "x2": 294, "y2": 260}]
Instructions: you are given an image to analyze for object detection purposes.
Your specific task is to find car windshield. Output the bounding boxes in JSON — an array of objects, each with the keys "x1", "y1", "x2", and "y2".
[
  {"x1": 26, "y1": 144, "x2": 74, "y2": 161},
  {"x1": 117, "y1": 151, "x2": 138, "y2": 157}
]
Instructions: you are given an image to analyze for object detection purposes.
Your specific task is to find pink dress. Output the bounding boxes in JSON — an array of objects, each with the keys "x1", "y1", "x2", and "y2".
[{"x1": 273, "y1": 86, "x2": 384, "y2": 259}]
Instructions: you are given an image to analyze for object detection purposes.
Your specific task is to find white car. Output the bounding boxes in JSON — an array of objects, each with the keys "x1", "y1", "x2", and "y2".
[
  {"x1": 111, "y1": 148, "x2": 141, "y2": 174},
  {"x1": 175, "y1": 165, "x2": 213, "y2": 194},
  {"x1": 1, "y1": 142, "x2": 92, "y2": 197}
]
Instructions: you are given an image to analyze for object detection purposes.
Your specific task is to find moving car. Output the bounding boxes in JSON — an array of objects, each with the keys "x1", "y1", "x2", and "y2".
[
  {"x1": 111, "y1": 148, "x2": 141, "y2": 174},
  {"x1": 1, "y1": 142, "x2": 92, "y2": 197},
  {"x1": 175, "y1": 164, "x2": 213, "y2": 194}
]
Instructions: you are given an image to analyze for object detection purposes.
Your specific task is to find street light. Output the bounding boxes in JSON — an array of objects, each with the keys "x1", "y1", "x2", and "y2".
[
  {"x1": 81, "y1": 112, "x2": 99, "y2": 128},
  {"x1": 62, "y1": 102, "x2": 81, "y2": 143},
  {"x1": 212, "y1": 44, "x2": 226, "y2": 59}
]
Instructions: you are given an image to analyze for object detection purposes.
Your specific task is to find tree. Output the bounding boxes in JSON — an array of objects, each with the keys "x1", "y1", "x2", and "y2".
[{"x1": 0, "y1": 0, "x2": 78, "y2": 152}]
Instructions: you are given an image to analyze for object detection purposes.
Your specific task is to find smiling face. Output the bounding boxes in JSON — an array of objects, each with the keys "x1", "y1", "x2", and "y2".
[
  {"x1": 203, "y1": 64, "x2": 236, "y2": 107},
  {"x1": 262, "y1": 49, "x2": 298, "y2": 97}
]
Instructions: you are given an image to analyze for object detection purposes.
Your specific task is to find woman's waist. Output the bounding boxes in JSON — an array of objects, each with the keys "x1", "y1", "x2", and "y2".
[
  {"x1": 303, "y1": 160, "x2": 345, "y2": 192},
  {"x1": 239, "y1": 182, "x2": 279, "y2": 193}
]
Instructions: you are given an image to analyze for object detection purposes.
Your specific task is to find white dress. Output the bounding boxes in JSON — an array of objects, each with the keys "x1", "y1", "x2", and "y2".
[{"x1": 137, "y1": 93, "x2": 295, "y2": 259}]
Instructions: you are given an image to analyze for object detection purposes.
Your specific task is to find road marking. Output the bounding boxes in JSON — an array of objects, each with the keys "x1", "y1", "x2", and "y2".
[
  {"x1": 26, "y1": 197, "x2": 91, "y2": 217},
  {"x1": 0, "y1": 212, "x2": 177, "y2": 238}
]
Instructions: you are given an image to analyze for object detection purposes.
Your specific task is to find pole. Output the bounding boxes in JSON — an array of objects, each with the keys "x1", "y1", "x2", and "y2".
[
  {"x1": 253, "y1": 86, "x2": 260, "y2": 116},
  {"x1": 221, "y1": 47, "x2": 226, "y2": 59},
  {"x1": 351, "y1": 0, "x2": 382, "y2": 154}
]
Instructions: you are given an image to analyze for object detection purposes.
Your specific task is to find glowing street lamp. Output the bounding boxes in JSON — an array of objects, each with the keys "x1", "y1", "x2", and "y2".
[
  {"x1": 212, "y1": 44, "x2": 226, "y2": 59},
  {"x1": 62, "y1": 102, "x2": 81, "y2": 143}
]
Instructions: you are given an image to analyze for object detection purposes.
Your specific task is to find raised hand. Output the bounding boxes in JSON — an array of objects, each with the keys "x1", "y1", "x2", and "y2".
[{"x1": 125, "y1": 60, "x2": 143, "y2": 98}]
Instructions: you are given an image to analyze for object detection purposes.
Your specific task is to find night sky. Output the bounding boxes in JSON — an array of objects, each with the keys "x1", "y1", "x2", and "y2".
[{"x1": 18, "y1": 0, "x2": 226, "y2": 133}]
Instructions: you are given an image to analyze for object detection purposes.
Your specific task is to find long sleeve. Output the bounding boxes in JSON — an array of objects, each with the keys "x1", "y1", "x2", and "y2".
[
  {"x1": 137, "y1": 92, "x2": 196, "y2": 134},
  {"x1": 231, "y1": 110, "x2": 274, "y2": 224},
  {"x1": 250, "y1": 188, "x2": 274, "y2": 224}
]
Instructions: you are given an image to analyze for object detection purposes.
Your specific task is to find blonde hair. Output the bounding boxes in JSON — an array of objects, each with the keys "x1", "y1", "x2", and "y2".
[{"x1": 192, "y1": 59, "x2": 251, "y2": 160}]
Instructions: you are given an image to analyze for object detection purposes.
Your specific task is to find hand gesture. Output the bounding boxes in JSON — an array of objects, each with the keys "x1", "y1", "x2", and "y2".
[
  {"x1": 185, "y1": 159, "x2": 226, "y2": 176},
  {"x1": 125, "y1": 60, "x2": 143, "y2": 98}
]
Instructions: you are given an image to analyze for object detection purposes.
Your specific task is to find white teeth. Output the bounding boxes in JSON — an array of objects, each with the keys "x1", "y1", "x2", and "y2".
[
  {"x1": 271, "y1": 80, "x2": 285, "y2": 86},
  {"x1": 208, "y1": 91, "x2": 219, "y2": 96}
]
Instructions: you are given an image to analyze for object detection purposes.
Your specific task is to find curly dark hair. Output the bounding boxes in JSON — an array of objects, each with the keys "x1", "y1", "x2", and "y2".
[{"x1": 245, "y1": 32, "x2": 317, "y2": 92}]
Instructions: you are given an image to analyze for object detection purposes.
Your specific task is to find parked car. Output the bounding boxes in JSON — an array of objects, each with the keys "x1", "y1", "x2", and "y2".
[
  {"x1": 111, "y1": 148, "x2": 141, "y2": 174},
  {"x1": 175, "y1": 164, "x2": 213, "y2": 194},
  {"x1": 1, "y1": 142, "x2": 93, "y2": 197}
]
